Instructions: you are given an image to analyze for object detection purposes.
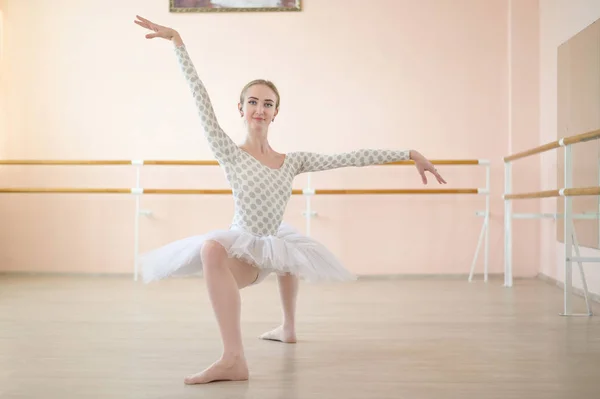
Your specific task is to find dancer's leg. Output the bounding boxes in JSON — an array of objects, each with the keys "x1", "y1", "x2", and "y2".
[
  {"x1": 260, "y1": 273, "x2": 298, "y2": 343},
  {"x1": 184, "y1": 240, "x2": 259, "y2": 385}
]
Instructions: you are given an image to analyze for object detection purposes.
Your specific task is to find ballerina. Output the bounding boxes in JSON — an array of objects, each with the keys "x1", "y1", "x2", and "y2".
[{"x1": 134, "y1": 15, "x2": 446, "y2": 385}]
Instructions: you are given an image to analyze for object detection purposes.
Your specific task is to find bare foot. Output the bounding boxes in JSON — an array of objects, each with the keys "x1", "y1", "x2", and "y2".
[
  {"x1": 184, "y1": 355, "x2": 249, "y2": 384},
  {"x1": 259, "y1": 325, "x2": 297, "y2": 343}
]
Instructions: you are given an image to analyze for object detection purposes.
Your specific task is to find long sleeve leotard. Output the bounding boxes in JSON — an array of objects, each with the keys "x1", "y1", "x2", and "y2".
[{"x1": 174, "y1": 44, "x2": 411, "y2": 236}]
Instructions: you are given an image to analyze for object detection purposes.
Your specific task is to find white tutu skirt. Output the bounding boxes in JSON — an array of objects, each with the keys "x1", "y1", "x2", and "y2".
[{"x1": 139, "y1": 222, "x2": 356, "y2": 284}]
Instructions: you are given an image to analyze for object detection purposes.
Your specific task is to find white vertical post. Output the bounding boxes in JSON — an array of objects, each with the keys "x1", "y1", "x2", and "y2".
[
  {"x1": 133, "y1": 166, "x2": 141, "y2": 281},
  {"x1": 504, "y1": 161, "x2": 513, "y2": 287},
  {"x1": 467, "y1": 161, "x2": 491, "y2": 283},
  {"x1": 305, "y1": 172, "x2": 312, "y2": 237},
  {"x1": 570, "y1": 219, "x2": 593, "y2": 316},
  {"x1": 484, "y1": 163, "x2": 490, "y2": 282},
  {"x1": 562, "y1": 144, "x2": 573, "y2": 315},
  {"x1": 505, "y1": 0, "x2": 513, "y2": 288},
  {"x1": 468, "y1": 219, "x2": 486, "y2": 282}
]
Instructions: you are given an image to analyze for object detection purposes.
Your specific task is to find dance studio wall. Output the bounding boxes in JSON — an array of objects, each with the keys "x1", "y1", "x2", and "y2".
[
  {"x1": 507, "y1": 0, "x2": 542, "y2": 281},
  {"x1": 0, "y1": 4, "x2": 5, "y2": 158},
  {"x1": 0, "y1": 0, "x2": 539, "y2": 278},
  {"x1": 539, "y1": 0, "x2": 600, "y2": 297}
]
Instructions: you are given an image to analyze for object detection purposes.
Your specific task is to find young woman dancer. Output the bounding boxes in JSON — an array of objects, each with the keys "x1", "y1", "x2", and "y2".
[{"x1": 134, "y1": 15, "x2": 446, "y2": 385}]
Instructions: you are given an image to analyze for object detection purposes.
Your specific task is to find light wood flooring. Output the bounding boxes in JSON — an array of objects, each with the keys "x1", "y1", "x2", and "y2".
[{"x1": 1, "y1": 274, "x2": 599, "y2": 398}]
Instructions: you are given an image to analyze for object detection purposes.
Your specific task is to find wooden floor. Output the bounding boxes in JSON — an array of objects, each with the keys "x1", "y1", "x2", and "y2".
[{"x1": 1, "y1": 274, "x2": 599, "y2": 399}]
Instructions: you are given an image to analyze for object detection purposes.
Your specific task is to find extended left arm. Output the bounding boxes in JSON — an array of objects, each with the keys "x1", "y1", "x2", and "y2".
[
  {"x1": 292, "y1": 148, "x2": 446, "y2": 184},
  {"x1": 293, "y1": 149, "x2": 411, "y2": 174}
]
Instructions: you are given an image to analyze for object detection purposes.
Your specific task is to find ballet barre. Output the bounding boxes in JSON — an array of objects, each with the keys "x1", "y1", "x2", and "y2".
[
  {"x1": 0, "y1": 159, "x2": 484, "y2": 165},
  {"x1": 504, "y1": 127, "x2": 600, "y2": 317},
  {"x1": 504, "y1": 187, "x2": 600, "y2": 200},
  {"x1": 0, "y1": 158, "x2": 490, "y2": 283},
  {"x1": 0, "y1": 188, "x2": 484, "y2": 195}
]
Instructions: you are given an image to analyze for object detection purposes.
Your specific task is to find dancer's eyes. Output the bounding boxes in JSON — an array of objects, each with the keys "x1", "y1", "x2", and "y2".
[{"x1": 248, "y1": 100, "x2": 273, "y2": 107}]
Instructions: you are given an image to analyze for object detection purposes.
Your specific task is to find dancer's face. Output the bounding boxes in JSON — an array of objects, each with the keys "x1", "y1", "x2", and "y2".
[{"x1": 239, "y1": 84, "x2": 279, "y2": 129}]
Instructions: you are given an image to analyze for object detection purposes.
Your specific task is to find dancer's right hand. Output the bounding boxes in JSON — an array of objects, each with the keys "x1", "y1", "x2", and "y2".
[{"x1": 134, "y1": 15, "x2": 182, "y2": 45}]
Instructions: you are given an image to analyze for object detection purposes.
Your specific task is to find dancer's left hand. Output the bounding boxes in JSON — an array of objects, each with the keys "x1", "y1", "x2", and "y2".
[{"x1": 410, "y1": 150, "x2": 447, "y2": 185}]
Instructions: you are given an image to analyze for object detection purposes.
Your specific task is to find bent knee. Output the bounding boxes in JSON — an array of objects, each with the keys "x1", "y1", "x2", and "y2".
[{"x1": 201, "y1": 240, "x2": 227, "y2": 266}]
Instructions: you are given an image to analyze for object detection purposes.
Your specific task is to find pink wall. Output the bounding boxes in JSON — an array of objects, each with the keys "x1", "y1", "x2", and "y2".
[
  {"x1": 0, "y1": 0, "x2": 537, "y2": 278},
  {"x1": 0, "y1": 3, "x2": 6, "y2": 159},
  {"x1": 539, "y1": 0, "x2": 600, "y2": 297},
  {"x1": 508, "y1": 0, "x2": 541, "y2": 277}
]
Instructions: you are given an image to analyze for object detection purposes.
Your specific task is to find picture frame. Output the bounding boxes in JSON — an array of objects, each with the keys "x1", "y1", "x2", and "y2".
[{"x1": 169, "y1": 0, "x2": 302, "y2": 13}]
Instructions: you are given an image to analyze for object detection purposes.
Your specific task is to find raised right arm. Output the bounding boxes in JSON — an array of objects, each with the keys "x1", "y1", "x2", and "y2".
[
  {"x1": 133, "y1": 17, "x2": 238, "y2": 164},
  {"x1": 172, "y1": 41, "x2": 239, "y2": 165}
]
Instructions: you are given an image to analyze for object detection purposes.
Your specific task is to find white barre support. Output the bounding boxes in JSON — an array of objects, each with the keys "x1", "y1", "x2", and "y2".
[
  {"x1": 504, "y1": 159, "x2": 513, "y2": 287},
  {"x1": 564, "y1": 144, "x2": 573, "y2": 315},
  {"x1": 484, "y1": 162, "x2": 491, "y2": 281},
  {"x1": 468, "y1": 162, "x2": 491, "y2": 282},
  {"x1": 565, "y1": 218, "x2": 593, "y2": 316},
  {"x1": 133, "y1": 167, "x2": 142, "y2": 282},
  {"x1": 503, "y1": 140, "x2": 595, "y2": 317}
]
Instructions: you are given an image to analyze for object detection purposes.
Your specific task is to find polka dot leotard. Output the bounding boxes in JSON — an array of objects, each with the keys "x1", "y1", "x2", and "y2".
[{"x1": 174, "y1": 44, "x2": 411, "y2": 237}]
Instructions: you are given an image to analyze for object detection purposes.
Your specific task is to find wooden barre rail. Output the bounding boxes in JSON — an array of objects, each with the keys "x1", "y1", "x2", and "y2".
[
  {"x1": 504, "y1": 186, "x2": 600, "y2": 199},
  {"x1": 0, "y1": 159, "x2": 486, "y2": 166},
  {"x1": 504, "y1": 128, "x2": 600, "y2": 162},
  {"x1": 503, "y1": 142, "x2": 561, "y2": 162},
  {"x1": 504, "y1": 189, "x2": 560, "y2": 199},
  {"x1": 563, "y1": 129, "x2": 600, "y2": 145},
  {"x1": 0, "y1": 188, "x2": 483, "y2": 195}
]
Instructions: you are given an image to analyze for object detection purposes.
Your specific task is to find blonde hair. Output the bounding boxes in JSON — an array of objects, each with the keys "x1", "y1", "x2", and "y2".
[{"x1": 239, "y1": 79, "x2": 280, "y2": 109}]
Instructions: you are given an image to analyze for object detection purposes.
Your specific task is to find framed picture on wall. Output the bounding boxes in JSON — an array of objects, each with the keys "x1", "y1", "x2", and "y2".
[{"x1": 170, "y1": 0, "x2": 302, "y2": 12}]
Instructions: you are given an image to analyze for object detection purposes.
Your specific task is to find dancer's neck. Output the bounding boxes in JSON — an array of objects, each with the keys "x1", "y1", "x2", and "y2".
[{"x1": 241, "y1": 130, "x2": 271, "y2": 155}]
